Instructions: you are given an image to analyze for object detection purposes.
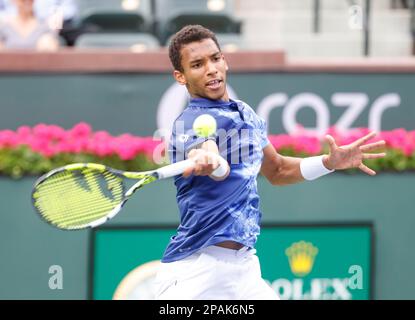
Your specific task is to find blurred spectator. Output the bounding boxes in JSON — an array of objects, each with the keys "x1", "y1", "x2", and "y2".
[
  {"x1": 0, "y1": 0, "x2": 59, "y2": 50},
  {"x1": 0, "y1": 0, "x2": 77, "y2": 22},
  {"x1": 34, "y1": 0, "x2": 79, "y2": 46},
  {"x1": 1, "y1": 0, "x2": 79, "y2": 46}
]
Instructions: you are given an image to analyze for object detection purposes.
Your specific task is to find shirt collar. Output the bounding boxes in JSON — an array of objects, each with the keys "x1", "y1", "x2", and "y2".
[{"x1": 188, "y1": 97, "x2": 239, "y2": 109}]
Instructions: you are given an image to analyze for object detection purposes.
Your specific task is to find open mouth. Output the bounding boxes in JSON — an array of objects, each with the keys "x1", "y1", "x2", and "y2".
[{"x1": 206, "y1": 79, "x2": 222, "y2": 90}]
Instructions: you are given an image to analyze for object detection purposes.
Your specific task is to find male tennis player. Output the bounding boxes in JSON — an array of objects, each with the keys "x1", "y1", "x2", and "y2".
[{"x1": 154, "y1": 25, "x2": 386, "y2": 300}]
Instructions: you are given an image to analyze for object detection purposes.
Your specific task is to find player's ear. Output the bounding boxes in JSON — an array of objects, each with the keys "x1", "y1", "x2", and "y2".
[{"x1": 173, "y1": 70, "x2": 186, "y2": 85}]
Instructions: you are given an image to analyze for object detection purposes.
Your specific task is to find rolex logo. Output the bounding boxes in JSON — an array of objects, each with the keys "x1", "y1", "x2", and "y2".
[{"x1": 285, "y1": 241, "x2": 319, "y2": 277}]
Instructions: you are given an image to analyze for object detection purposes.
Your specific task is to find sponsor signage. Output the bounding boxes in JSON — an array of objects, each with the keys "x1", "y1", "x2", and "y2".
[{"x1": 91, "y1": 224, "x2": 372, "y2": 300}]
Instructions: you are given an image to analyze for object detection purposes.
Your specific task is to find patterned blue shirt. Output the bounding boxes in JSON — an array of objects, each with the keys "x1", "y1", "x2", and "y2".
[{"x1": 162, "y1": 97, "x2": 270, "y2": 262}]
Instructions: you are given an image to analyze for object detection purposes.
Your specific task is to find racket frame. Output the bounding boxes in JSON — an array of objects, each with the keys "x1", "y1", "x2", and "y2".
[
  {"x1": 31, "y1": 159, "x2": 198, "y2": 230},
  {"x1": 31, "y1": 163, "x2": 158, "y2": 230}
]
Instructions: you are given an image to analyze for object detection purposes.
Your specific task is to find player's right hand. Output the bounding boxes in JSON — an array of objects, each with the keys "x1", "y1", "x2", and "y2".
[{"x1": 183, "y1": 149, "x2": 220, "y2": 178}]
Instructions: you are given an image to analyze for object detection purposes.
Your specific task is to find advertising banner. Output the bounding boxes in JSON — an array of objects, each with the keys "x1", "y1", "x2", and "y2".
[
  {"x1": 91, "y1": 224, "x2": 372, "y2": 300},
  {"x1": 0, "y1": 73, "x2": 413, "y2": 136}
]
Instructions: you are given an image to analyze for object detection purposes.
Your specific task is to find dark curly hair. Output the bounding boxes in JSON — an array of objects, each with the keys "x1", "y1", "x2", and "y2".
[{"x1": 168, "y1": 25, "x2": 221, "y2": 72}]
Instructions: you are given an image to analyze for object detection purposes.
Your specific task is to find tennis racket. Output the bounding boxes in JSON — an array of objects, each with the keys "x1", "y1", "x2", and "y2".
[{"x1": 31, "y1": 159, "x2": 195, "y2": 230}]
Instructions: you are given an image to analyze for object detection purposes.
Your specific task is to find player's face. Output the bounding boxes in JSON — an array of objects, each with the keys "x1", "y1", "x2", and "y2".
[
  {"x1": 174, "y1": 38, "x2": 229, "y2": 101},
  {"x1": 14, "y1": 0, "x2": 34, "y2": 13}
]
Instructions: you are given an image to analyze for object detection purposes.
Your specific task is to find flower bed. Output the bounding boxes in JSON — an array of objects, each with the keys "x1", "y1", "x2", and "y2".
[{"x1": 0, "y1": 123, "x2": 413, "y2": 178}]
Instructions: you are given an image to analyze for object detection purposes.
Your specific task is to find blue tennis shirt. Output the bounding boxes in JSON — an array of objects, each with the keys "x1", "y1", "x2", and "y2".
[{"x1": 161, "y1": 97, "x2": 270, "y2": 263}]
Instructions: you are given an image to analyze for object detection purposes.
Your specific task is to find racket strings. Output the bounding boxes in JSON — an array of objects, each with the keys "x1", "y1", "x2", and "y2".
[
  {"x1": 34, "y1": 175, "x2": 123, "y2": 227},
  {"x1": 37, "y1": 173, "x2": 122, "y2": 217},
  {"x1": 33, "y1": 168, "x2": 125, "y2": 229},
  {"x1": 34, "y1": 181, "x2": 121, "y2": 224}
]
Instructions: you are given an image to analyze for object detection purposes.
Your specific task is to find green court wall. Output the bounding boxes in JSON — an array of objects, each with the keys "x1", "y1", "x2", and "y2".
[
  {"x1": 0, "y1": 173, "x2": 413, "y2": 299},
  {"x1": 0, "y1": 72, "x2": 414, "y2": 299}
]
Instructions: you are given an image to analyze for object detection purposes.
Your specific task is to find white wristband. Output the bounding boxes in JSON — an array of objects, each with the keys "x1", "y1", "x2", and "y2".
[
  {"x1": 211, "y1": 155, "x2": 229, "y2": 178},
  {"x1": 192, "y1": 151, "x2": 229, "y2": 179},
  {"x1": 300, "y1": 155, "x2": 334, "y2": 181}
]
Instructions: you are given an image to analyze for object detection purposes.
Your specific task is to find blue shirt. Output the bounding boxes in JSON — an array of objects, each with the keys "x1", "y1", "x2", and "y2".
[{"x1": 162, "y1": 97, "x2": 270, "y2": 263}]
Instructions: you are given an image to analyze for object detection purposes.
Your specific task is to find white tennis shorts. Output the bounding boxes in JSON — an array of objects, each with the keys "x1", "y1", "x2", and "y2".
[{"x1": 154, "y1": 245, "x2": 279, "y2": 300}]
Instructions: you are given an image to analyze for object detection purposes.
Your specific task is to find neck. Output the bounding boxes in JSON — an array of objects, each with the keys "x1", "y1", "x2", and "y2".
[
  {"x1": 191, "y1": 91, "x2": 230, "y2": 102},
  {"x1": 221, "y1": 91, "x2": 230, "y2": 102},
  {"x1": 18, "y1": 10, "x2": 34, "y2": 21}
]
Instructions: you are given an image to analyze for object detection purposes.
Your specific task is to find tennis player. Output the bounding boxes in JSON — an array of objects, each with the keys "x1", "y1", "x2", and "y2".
[{"x1": 154, "y1": 25, "x2": 386, "y2": 300}]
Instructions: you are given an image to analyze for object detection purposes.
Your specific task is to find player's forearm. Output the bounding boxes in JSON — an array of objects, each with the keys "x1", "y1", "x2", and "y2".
[
  {"x1": 261, "y1": 145, "x2": 303, "y2": 186},
  {"x1": 270, "y1": 155, "x2": 335, "y2": 185},
  {"x1": 271, "y1": 155, "x2": 304, "y2": 186},
  {"x1": 262, "y1": 144, "x2": 335, "y2": 186}
]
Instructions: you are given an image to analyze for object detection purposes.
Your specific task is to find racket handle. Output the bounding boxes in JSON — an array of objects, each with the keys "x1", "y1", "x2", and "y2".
[
  {"x1": 157, "y1": 159, "x2": 195, "y2": 179},
  {"x1": 157, "y1": 154, "x2": 229, "y2": 179}
]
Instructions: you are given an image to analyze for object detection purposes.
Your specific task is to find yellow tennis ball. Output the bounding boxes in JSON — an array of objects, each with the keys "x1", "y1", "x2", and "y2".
[{"x1": 193, "y1": 114, "x2": 217, "y2": 137}]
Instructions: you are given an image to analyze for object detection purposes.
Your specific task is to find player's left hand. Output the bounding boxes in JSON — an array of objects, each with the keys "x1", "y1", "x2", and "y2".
[{"x1": 322, "y1": 131, "x2": 386, "y2": 175}]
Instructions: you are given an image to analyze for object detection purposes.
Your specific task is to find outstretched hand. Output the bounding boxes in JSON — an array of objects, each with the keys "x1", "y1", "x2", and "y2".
[{"x1": 322, "y1": 132, "x2": 386, "y2": 176}]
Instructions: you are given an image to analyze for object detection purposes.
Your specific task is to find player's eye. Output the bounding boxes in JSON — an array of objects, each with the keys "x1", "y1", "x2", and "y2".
[{"x1": 191, "y1": 63, "x2": 202, "y2": 69}]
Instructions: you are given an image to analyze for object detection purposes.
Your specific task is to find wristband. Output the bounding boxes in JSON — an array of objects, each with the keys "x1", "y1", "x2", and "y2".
[
  {"x1": 211, "y1": 155, "x2": 229, "y2": 178},
  {"x1": 300, "y1": 155, "x2": 334, "y2": 181}
]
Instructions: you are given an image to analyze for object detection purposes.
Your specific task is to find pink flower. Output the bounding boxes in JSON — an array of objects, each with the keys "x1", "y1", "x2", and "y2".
[
  {"x1": 39, "y1": 146, "x2": 55, "y2": 158},
  {"x1": 0, "y1": 130, "x2": 18, "y2": 148},
  {"x1": 2, "y1": 122, "x2": 413, "y2": 167},
  {"x1": 269, "y1": 134, "x2": 293, "y2": 150},
  {"x1": 403, "y1": 143, "x2": 414, "y2": 157},
  {"x1": 33, "y1": 123, "x2": 52, "y2": 139},
  {"x1": 48, "y1": 125, "x2": 65, "y2": 140},
  {"x1": 117, "y1": 144, "x2": 136, "y2": 160},
  {"x1": 142, "y1": 138, "x2": 161, "y2": 155},
  {"x1": 29, "y1": 138, "x2": 49, "y2": 154},
  {"x1": 16, "y1": 125, "x2": 31, "y2": 138},
  {"x1": 70, "y1": 122, "x2": 91, "y2": 137}
]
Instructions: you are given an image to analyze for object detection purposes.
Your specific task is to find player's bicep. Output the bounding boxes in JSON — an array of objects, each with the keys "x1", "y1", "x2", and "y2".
[{"x1": 260, "y1": 144, "x2": 283, "y2": 185}]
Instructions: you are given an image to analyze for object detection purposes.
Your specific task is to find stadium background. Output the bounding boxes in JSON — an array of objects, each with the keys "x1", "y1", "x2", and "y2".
[{"x1": 1, "y1": 0, "x2": 414, "y2": 300}]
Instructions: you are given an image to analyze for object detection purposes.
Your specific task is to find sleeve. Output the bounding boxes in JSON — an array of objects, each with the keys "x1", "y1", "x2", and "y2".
[
  {"x1": 239, "y1": 100, "x2": 270, "y2": 149},
  {"x1": 168, "y1": 109, "x2": 217, "y2": 163},
  {"x1": 256, "y1": 114, "x2": 270, "y2": 149}
]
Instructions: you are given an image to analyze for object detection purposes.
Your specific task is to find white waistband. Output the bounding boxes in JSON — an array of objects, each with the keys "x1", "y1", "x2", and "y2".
[{"x1": 198, "y1": 245, "x2": 257, "y2": 262}]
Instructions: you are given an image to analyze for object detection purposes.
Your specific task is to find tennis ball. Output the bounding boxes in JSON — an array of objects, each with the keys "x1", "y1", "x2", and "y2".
[{"x1": 192, "y1": 114, "x2": 217, "y2": 137}]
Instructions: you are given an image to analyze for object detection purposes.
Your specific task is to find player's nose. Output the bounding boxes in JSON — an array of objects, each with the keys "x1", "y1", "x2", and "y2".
[{"x1": 206, "y1": 60, "x2": 218, "y2": 75}]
